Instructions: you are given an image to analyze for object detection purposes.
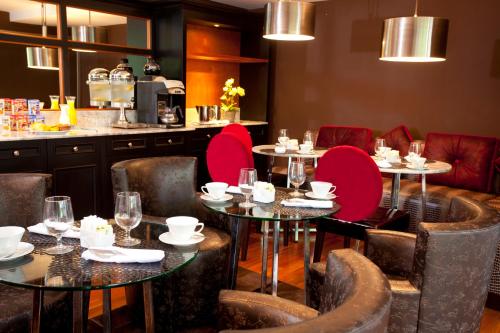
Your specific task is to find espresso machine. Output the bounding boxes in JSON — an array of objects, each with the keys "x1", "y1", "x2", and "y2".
[{"x1": 136, "y1": 76, "x2": 186, "y2": 128}]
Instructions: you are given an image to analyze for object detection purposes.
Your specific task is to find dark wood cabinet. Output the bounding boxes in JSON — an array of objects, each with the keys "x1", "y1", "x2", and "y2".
[
  {"x1": 47, "y1": 137, "x2": 103, "y2": 220},
  {"x1": 0, "y1": 140, "x2": 46, "y2": 173}
]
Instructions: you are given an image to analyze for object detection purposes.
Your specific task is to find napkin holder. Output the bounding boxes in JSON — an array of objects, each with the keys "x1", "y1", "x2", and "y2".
[{"x1": 253, "y1": 181, "x2": 275, "y2": 203}]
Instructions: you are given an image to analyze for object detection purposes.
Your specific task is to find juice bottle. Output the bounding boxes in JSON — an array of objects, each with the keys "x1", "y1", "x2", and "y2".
[
  {"x1": 49, "y1": 95, "x2": 59, "y2": 110},
  {"x1": 66, "y1": 96, "x2": 77, "y2": 125}
]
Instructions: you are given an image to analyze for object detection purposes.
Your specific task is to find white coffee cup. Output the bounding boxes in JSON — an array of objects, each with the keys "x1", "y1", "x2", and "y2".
[
  {"x1": 310, "y1": 181, "x2": 336, "y2": 198},
  {"x1": 299, "y1": 144, "x2": 313, "y2": 153},
  {"x1": 412, "y1": 157, "x2": 427, "y2": 169},
  {"x1": 0, "y1": 226, "x2": 24, "y2": 257},
  {"x1": 201, "y1": 182, "x2": 228, "y2": 200},
  {"x1": 386, "y1": 150, "x2": 400, "y2": 163},
  {"x1": 166, "y1": 216, "x2": 204, "y2": 241},
  {"x1": 376, "y1": 146, "x2": 391, "y2": 158}
]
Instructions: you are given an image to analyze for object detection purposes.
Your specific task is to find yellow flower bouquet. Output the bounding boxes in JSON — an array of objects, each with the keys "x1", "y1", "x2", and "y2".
[{"x1": 220, "y1": 78, "x2": 245, "y2": 113}]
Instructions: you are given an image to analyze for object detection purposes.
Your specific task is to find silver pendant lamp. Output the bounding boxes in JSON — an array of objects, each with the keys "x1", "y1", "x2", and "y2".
[
  {"x1": 380, "y1": 0, "x2": 449, "y2": 62},
  {"x1": 71, "y1": 10, "x2": 97, "y2": 52},
  {"x1": 263, "y1": 0, "x2": 316, "y2": 41},
  {"x1": 26, "y1": 3, "x2": 59, "y2": 70}
]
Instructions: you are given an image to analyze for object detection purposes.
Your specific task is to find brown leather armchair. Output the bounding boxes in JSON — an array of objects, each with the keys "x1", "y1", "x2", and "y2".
[
  {"x1": 0, "y1": 173, "x2": 72, "y2": 332},
  {"x1": 111, "y1": 156, "x2": 231, "y2": 332},
  {"x1": 310, "y1": 196, "x2": 500, "y2": 333},
  {"x1": 218, "y1": 249, "x2": 392, "y2": 333}
]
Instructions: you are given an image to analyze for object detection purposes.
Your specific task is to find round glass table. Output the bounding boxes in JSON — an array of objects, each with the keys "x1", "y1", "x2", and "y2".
[
  {"x1": 0, "y1": 220, "x2": 197, "y2": 333},
  {"x1": 201, "y1": 188, "x2": 339, "y2": 302}
]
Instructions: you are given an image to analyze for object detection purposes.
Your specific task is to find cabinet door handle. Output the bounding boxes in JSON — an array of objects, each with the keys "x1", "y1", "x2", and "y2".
[
  {"x1": 12, "y1": 150, "x2": 20, "y2": 157},
  {"x1": 73, "y1": 146, "x2": 79, "y2": 152},
  {"x1": 206, "y1": 134, "x2": 211, "y2": 139},
  {"x1": 128, "y1": 142, "x2": 133, "y2": 148},
  {"x1": 168, "y1": 139, "x2": 173, "y2": 144}
]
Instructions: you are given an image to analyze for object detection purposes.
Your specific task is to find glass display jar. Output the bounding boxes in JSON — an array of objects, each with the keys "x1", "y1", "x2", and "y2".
[
  {"x1": 110, "y1": 67, "x2": 135, "y2": 108},
  {"x1": 87, "y1": 68, "x2": 111, "y2": 109}
]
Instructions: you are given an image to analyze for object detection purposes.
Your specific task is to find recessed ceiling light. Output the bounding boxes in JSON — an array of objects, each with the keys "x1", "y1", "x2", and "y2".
[{"x1": 214, "y1": 24, "x2": 220, "y2": 28}]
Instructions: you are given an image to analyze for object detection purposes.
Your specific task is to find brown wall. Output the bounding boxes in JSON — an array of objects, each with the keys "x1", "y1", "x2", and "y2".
[{"x1": 269, "y1": 0, "x2": 500, "y2": 142}]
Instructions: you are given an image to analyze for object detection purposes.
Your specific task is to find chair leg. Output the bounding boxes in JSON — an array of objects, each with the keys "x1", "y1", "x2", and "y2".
[
  {"x1": 354, "y1": 240, "x2": 361, "y2": 252},
  {"x1": 283, "y1": 221, "x2": 289, "y2": 246},
  {"x1": 240, "y1": 219, "x2": 250, "y2": 261},
  {"x1": 313, "y1": 228, "x2": 325, "y2": 263},
  {"x1": 343, "y1": 237, "x2": 351, "y2": 248}
]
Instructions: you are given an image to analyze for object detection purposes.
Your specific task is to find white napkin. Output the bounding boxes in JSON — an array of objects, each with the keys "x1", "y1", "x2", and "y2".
[
  {"x1": 28, "y1": 223, "x2": 80, "y2": 239},
  {"x1": 281, "y1": 199, "x2": 333, "y2": 209},
  {"x1": 375, "y1": 159, "x2": 392, "y2": 168},
  {"x1": 226, "y1": 186, "x2": 242, "y2": 194},
  {"x1": 82, "y1": 247, "x2": 165, "y2": 263}
]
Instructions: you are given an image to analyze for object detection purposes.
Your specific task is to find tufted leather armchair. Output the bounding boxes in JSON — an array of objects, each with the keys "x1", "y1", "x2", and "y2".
[
  {"x1": 0, "y1": 173, "x2": 72, "y2": 332},
  {"x1": 218, "y1": 249, "x2": 392, "y2": 333},
  {"x1": 312, "y1": 196, "x2": 500, "y2": 333},
  {"x1": 111, "y1": 156, "x2": 231, "y2": 332}
]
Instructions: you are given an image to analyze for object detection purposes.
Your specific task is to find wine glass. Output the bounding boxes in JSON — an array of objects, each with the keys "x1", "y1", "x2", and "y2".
[
  {"x1": 278, "y1": 129, "x2": 289, "y2": 145},
  {"x1": 114, "y1": 192, "x2": 142, "y2": 246},
  {"x1": 303, "y1": 130, "x2": 314, "y2": 145},
  {"x1": 409, "y1": 142, "x2": 423, "y2": 157},
  {"x1": 374, "y1": 138, "x2": 387, "y2": 156},
  {"x1": 43, "y1": 196, "x2": 74, "y2": 255},
  {"x1": 289, "y1": 161, "x2": 306, "y2": 197},
  {"x1": 238, "y1": 168, "x2": 257, "y2": 208}
]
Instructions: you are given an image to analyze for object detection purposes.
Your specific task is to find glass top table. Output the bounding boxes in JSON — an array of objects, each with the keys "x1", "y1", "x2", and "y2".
[
  {"x1": 202, "y1": 188, "x2": 340, "y2": 299},
  {"x1": 0, "y1": 220, "x2": 197, "y2": 333}
]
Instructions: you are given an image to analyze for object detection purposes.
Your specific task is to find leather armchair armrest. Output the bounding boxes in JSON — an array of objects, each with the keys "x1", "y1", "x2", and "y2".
[
  {"x1": 365, "y1": 230, "x2": 416, "y2": 278},
  {"x1": 218, "y1": 290, "x2": 319, "y2": 331},
  {"x1": 307, "y1": 262, "x2": 326, "y2": 310}
]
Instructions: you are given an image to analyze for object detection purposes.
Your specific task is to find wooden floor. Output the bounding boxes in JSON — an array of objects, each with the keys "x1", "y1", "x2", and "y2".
[{"x1": 89, "y1": 228, "x2": 500, "y2": 332}]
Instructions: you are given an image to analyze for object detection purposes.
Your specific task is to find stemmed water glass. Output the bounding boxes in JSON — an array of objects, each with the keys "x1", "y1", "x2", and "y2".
[
  {"x1": 43, "y1": 196, "x2": 74, "y2": 255},
  {"x1": 114, "y1": 192, "x2": 142, "y2": 246},
  {"x1": 374, "y1": 138, "x2": 387, "y2": 156},
  {"x1": 238, "y1": 168, "x2": 257, "y2": 208},
  {"x1": 303, "y1": 130, "x2": 314, "y2": 145},
  {"x1": 409, "y1": 142, "x2": 423, "y2": 157},
  {"x1": 289, "y1": 161, "x2": 306, "y2": 197},
  {"x1": 278, "y1": 129, "x2": 289, "y2": 145}
]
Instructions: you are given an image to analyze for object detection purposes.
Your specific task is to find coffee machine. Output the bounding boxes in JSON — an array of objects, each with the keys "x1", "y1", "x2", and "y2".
[{"x1": 136, "y1": 76, "x2": 186, "y2": 128}]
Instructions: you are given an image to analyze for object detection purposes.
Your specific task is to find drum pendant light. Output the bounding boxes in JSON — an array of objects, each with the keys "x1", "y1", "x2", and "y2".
[
  {"x1": 26, "y1": 3, "x2": 59, "y2": 70},
  {"x1": 263, "y1": 0, "x2": 316, "y2": 41},
  {"x1": 380, "y1": 0, "x2": 449, "y2": 62},
  {"x1": 71, "y1": 11, "x2": 98, "y2": 52}
]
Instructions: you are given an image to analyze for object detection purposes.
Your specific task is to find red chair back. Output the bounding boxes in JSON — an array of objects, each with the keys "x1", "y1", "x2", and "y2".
[
  {"x1": 315, "y1": 146, "x2": 382, "y2": 221},
  {"x1": 206, "y1": 132, "x2": 254, "y2": 186},
  {"x1": 221, "y1": 123, "x2": 253, "y2": 154},
  {"x1": 316, "y1": 125, "x2": 373, "y2": 152}
]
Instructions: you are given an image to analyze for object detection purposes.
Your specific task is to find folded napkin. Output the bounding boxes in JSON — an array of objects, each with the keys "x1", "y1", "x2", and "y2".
[
  {"x1": 281, "y1": 199, "x2": 333, "y2": 209},
  {"x1": 82, "y1": 247, "x2": 165, "y2": 263},
  {"x1": 226, "y1": 186, "x2": 242, "y2": 194},
  {"x1": 375, "y1": 159, "x2": 392, "y2": 168},
  {"x1": 28, "y1": 223, "x2": 80, "y2": 239}
]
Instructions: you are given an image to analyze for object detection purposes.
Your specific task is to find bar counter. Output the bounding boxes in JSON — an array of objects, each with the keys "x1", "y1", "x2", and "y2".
[{"x1": 0, "y1": 120, "x2": 267, "y2": 142}]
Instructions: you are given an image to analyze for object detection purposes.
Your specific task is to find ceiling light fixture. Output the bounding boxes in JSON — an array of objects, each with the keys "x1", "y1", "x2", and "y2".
[
  {"x1": 26, "y1": 3, "x2": 59, "y2": 70},
  {"x1": 380, "y1": 0, "x2": 449, "y2": 62},
  {"x1": 71, "y1": 10, "x2": 97, "y2": 52},
  {"x1": 263, "y1": 0, "x2": 315, "y2": 41}
]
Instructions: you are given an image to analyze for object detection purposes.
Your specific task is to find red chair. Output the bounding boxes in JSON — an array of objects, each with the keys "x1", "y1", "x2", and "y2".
[
  {"x1": 221, "y1": 123, "x2": 253, "y2": 154},
  {"x1": 312, "y1": 146, "x2": 409, "y2": 261},
  {"x1": 206, "y1": 132, "x2": 254, "y2": 186}
]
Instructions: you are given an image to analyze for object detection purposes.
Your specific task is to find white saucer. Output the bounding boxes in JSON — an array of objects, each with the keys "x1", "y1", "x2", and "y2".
[
  {"x1": 0, "y1": 242, "x2": 34, "y2": 262},
  {"x1": 201, "y1": 193, "x2": 233, "y2": 203},
  {"x1": 305, "y1": 192, "x2": 336, "y2": 200},
  {"x1": 297, "y1": 150, "x2": 314, "y2": 155},
  {"x1": 159, "y1": 232, "x2": 205, "y2": 246},
  {"x1": 406, "y1": 164, "x2": 428, "y2": 170}
]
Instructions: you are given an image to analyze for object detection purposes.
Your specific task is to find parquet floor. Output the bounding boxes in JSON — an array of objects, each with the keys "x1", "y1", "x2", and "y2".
[{"x1": 89, "y1": 229, "x2": 500, "y2": 332}]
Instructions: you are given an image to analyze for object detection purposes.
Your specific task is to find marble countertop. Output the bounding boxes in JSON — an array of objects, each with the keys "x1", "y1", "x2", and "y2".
[{"x1": 0, "y1": 120, "x2": 268, "y2": 142}]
